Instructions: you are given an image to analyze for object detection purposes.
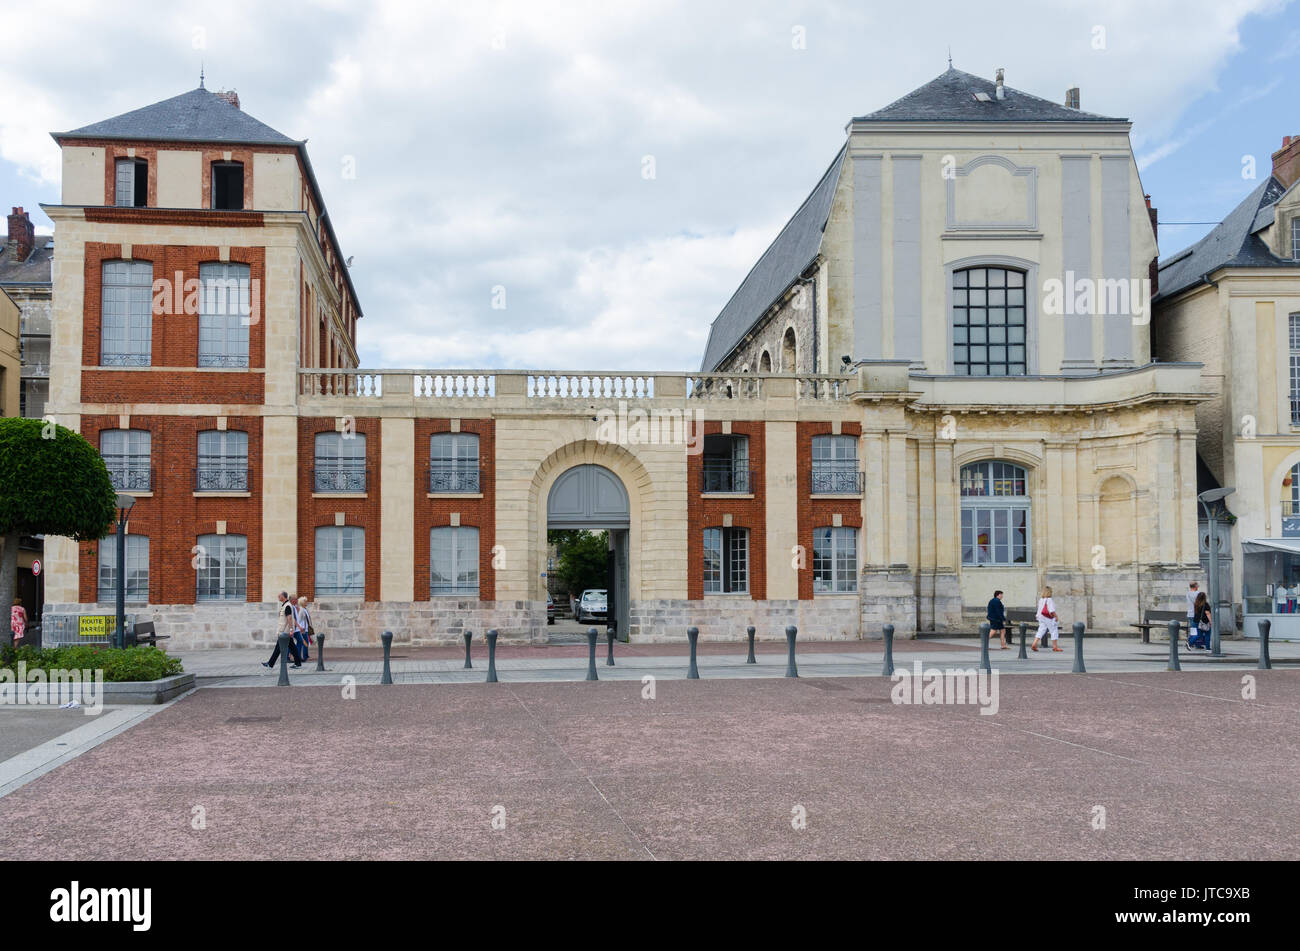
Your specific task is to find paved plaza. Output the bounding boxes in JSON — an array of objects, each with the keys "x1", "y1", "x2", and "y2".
[{"x1": 0, "y1": 646, "x2": 1295, "y2": 860}]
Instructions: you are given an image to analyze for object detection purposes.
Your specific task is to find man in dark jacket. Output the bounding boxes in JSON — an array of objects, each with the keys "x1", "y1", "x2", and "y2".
[{"x1": 987, "y1": 590, "x2": 1008, "y2": 649}]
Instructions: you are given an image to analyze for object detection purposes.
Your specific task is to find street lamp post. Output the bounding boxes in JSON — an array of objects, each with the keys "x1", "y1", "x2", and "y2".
[
  {"x1": 1197, "y1": 487, "x2": 1234, "y2": 658},
  {"x1": 114, "y1": 493, "x2": 135, "y2": 649}
]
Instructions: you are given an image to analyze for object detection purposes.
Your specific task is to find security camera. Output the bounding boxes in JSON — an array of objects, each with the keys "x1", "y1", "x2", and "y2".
[{"x1": 841, "y1": 355, "x2": 851, "y2": 366}]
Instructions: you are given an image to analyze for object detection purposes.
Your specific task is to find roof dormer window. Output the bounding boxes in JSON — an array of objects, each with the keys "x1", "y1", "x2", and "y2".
[{"x1": 114, "y1": 158, "x2": 147, "y2": 207}]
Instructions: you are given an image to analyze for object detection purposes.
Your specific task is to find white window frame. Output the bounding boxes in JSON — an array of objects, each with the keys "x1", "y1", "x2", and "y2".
[
  {"x1": 703, "y1": 526, "x2": 749, "y2": 594},
  {"x1": 100, "y1": 429, "x2": 151, "y2": 491},
  {"x1": 811, "y1": 434, "x2": 860, "y2": 494},
  {"x1": 1292, "y1": 218, "x2": 1300, "y2": 261},
  {"x1": 315, "y1": 526, "x2": 365, "y2": 597},
  {"x1": 430, "y1": 433, "x2": 480, "y2": 493},
  {"x1": 960, "y1": 461, "x2": 1031, "y2": 566},
  {"x1": 813, "y1": 526, "x2": 858, "y2": 594},
  {"x1": 314, "y1": 432, "x2": 367, "y2": 492},
  {"x1": 196, "y1": 534, "x2": 247, "y2": 601},
  {"x1": 196, "y1": 430, "x2": 249, "y2": 491},
  {"x1": 114, "y1": 158, "x2": 146, "y2": 207},
  {"x1": 98, "y1": 534, "x2": 149, "y2": 603},
  {"x1": 430, "y1": 525, "x2": 480, "y2": 596},
  {"x1": 198, "y1": 262, "x2": 251, "y2": 367},
  {"x1": 1290, "y1": 314, "x2": 1300, "y2": 426},
  {"x1": 101, "y1": 259, "x2": 152, "y2": 366}
]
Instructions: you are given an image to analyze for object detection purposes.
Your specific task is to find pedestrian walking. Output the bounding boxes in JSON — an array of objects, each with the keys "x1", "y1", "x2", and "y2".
[
  {"x1": 1186, "y1": 580, "x2": 1200, "y2": 634},
  {"x1": 1189, "y1": 591, "x2": 1212, "y2": 651},
  {"x1": 1030, "y1": 585, "x2": 1061, "y2": 652},
  {"x1": 10, "y1": 597, "x2": 26, "y2": 646},
  {"x1": 986, "y1": 589, "x2": 1008, "y2": 649},
  {"x1": 293, "y1": 596, "x2": 312, "y2": 662},
  {"x1": 262, "y1": 591, "x2": 303, "y2": 669}
]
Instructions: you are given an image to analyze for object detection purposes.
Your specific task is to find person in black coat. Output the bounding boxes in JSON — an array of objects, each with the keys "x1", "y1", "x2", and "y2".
[{"x1": 987, "y1": 590, "x2": 1008, "y2": 649}]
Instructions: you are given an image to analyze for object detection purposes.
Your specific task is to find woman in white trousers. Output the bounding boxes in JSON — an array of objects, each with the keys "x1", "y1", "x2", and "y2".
[{"x1": 1031, "y1": 585, "x2": 1062, "y2": 652}]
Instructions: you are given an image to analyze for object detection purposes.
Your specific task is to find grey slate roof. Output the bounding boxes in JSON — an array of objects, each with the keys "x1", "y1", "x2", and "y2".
[
  {"x1": 1155, "y1": 176, "x2": 1297, "y2": 302},
  {"x1": 0, "y1": 235, "x2": 54, "y2": 285},
  {"x1": 700, "y1": 147, "x2": 845, "y2": 370},
  {"x1": 56, "y1": 87, "x2": 298, "y2": 146},
  {"x1": 854, "y1": 68, "x2": 1124, "y2": 123}
]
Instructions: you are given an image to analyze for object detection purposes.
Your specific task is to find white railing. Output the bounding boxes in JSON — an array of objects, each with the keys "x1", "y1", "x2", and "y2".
[
  {"x1": 527, "y1": 374, "x2": 654, "y2": 399},
  {"x1": 298, "y1": 369, "x2": 852, "y2": 402}
]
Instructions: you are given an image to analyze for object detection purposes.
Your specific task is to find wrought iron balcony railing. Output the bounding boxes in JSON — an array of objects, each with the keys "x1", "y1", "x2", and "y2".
[
  {"x1": 194, "y1": 466, "x2": 250, "y2": 492},
  {"x1": 701, "y1": 463, "x2": 755, "y2": 494},
  {"x1": 312, "y1": 464, "x2": 368, "y2": 493},
  {"x1": 106, "y1": 466, "x2": 152, "y2": 492},
  {"x1": 429, "y1": 464, "x2": 482, "y2": 493},
  {"x1": 811, "y1": 466, "x2": 865, "y2": 495}
]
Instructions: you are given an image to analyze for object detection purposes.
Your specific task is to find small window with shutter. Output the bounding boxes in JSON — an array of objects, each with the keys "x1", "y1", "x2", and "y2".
[
  {"x1": 212, "y1": 162, "x2": 244, "y2": 210},
  {"x1": 114, "y1": 159, "x2": 147, "y2": 207}
]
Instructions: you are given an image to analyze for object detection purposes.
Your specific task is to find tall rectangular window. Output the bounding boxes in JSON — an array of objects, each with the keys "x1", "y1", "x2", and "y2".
[
  {"x1": 960, "y1": 461, "x2": 1031, "y2": 566},
  {"x1": 1291, "y1": 314, "x2": 1300, "y2": 426},
  {"x1": 196, "y1": 534, "x2": 247, "y2": 601},
  {"x1": 196, "y1": 430, "x2": 249, "y2": 491},
  {"x1": 1292, "y1": 218, "x2": 1300, "y2": 260},
  {"x1": 430, "y1": 433, "x2": 480, "y2": 493},
  {"x1": 100, "y1": 429, "x2": 151, "y2": 491},
  {"x1": 101, "y1": 260, "x2": 152, "y2": 366},
  {"x1": 701, "y1": 434, "x2": 751, "y2": 493},
  {"x1": 953, "y1": 266, "x2": 1027, "y2": 376},
  {"x1": 114, "y1": 158, "x2": 147, "y2": 207},
  {"x1": 811, "y1": 434, "x2": 861, "y2": 494},
  {"x1": 314, "y1": 432, "x2": 366, "y2": 492},
  {"x1": 98, "y1": 535, "x2": 149, "y2": 602},
  {"x1": 703, "y1": 527, "x2": 749, "y2": 594},
  {"x1": 431, "y1": 526, "x2": 479, "y2": 595},
  {"x1": 198, "y1": 262, "x2": 251, "y2": 367},
  {"x1": 316, "y1": 526, "x2": 364, "y2": 596},
  {"x1": 813, "y1": 526, "x2": 858, "y2": 593},
  {"x1": 211, "y1": 162, "x2": 244, "y2": 210}
]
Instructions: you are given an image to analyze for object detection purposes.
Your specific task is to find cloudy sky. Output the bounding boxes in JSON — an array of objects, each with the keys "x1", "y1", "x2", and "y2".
[{"x1": 1, "y1": 0, "x2": 1297, "y2": 370}]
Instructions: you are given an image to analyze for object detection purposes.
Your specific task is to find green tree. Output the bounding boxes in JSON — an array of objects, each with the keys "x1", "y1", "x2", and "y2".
[
  {"x1": 550, "y1": 529, "x2": 608, "y2": 597},
  {"x1": 0, "y1": 418, "x2": 118, "y2": 628}
]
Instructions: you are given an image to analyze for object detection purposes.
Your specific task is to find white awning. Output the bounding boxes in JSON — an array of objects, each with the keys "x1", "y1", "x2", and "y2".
[{"x1": 1241, "y1": 537, "x2": 1300, "y2": 555}]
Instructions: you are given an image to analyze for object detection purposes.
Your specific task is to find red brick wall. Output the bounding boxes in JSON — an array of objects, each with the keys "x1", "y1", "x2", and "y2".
[
  {"x1": 80, "y1": 241, "x2": 266, "y2": 403},
  {"x1": 200, "y1": 148, "x2": 255, "y2": 209},
  {"x1": 796, "y1": 422, "x2": 863, "y2": 600},
  {"x1": 686, "y1": 421, "x2": 766, "y2": 600},
  {"x1": 413, "y1": 420, "x2": 496, "y2": 601},
  {"x1": 297, "y1": 417, "x2": 381, "y2": 600},
  {"x1": 77, "y1": 414, "x2": 264, "y2": 605},
  {"x1": 101, "y1": 144, "x2": 158, "y2": 207}
]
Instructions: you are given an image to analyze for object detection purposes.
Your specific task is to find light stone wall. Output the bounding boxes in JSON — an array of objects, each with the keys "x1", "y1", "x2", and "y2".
[
  {"x1": 61, "y1": 147, "x2": 104, "y2": 206},
  {"x1": 630, "y1": 596, "x2": 860, "y2": 642},
  {"x1": 715, "y1": 282, "x2": 817, "y2": 374},
  {"x1": 253, "y1": 153, "x2": 300, "y2": 211},
  {"x1": 156, "y1": 150, "x2": 201, "y2": 208}
]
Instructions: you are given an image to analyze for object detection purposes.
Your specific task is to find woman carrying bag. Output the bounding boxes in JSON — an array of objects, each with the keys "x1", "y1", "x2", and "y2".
[
  {"x1": 1190, "y1": 591, "x2": 1212, "y2": 651},
  {"x1": 1030, "y1": 585, "x2": 1061, "y2": 652},
  {"x1": 293, "y1": 596, "x2": 312, "y2": 663}
]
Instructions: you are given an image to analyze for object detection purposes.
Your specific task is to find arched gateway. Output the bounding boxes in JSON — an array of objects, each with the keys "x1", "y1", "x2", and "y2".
[{"x1": 546, "y1": 464, "x2": 631, "y2": 640}]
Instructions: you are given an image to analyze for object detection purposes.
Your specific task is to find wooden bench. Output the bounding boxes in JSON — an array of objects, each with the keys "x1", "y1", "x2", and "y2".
[
  {"x1": 1129, "y1": 609, "x2": 1187, "y2": 644},
  {"x1": 128, "y1": 621, "x2": 171, "y2": 648}
]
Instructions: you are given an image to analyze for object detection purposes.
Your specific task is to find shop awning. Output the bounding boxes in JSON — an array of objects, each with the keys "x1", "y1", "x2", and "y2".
[{"x1": 1241, "y1": 537, "x2": 1300, "y2": 555}]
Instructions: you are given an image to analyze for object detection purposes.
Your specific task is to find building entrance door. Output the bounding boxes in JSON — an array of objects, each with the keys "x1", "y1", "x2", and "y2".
[{"x1": 547, "y1": 464, "x2": 631, "y2": 642}]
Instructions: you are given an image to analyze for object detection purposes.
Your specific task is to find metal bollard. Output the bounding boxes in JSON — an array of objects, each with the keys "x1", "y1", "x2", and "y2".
[
  {"x1": 1017, "y1": 622, "x2": 1028, "y2": 660},
  {"x1": 1258, "y1": 618, "x2": 1272, "y2": 670},
  {"x1": 315, "y1": 632, "x2": 326, "y2": 672},
  {"x1": 746, "y1": 625, "x2": 756, "y2": 664},
  {"x1": 979, "y1": 622, "x2": 991, "y2": 673},
  {"x1": 380, "y1": 630, "x2": 394, "y2": 685},
  {"x1": 276, "y1": 632, "x2": 291, "y2": 687},
  {"x1": 486, "y1": 629, "x2": 499, "y2": 683},
  {"x1": 1166, "y1": 619, "x2": 1181, "y2": 671},
  {"x1": 882, "y1": 624, "x2": 895, "y2": 677},
  {"x1": 687, "y1": 627, "x2": 700, "y2": 679},
  {"x1": 1071, "y1": 621, "x2": 1086, "y2": 673},
  {"x1": 586, "y1": 627, "x2": 599, "y2": 681},
  {"x1": 463, "y1": 630, "x2": 473, "y2": 669},
  {"x1": 785, "y1": 625, "x2": 798, "y2": 678},
  {"x1": 606, "y1": 624, "x2": 615, "y2": 666}
]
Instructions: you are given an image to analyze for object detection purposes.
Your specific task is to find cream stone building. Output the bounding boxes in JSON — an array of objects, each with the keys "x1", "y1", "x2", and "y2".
[
  {"x1": 41, "y1": 72, "x2": 1211, "y2": 648},
  {"x1": 1153, "y1": 135, "x2": 1300, "y2": 637}
]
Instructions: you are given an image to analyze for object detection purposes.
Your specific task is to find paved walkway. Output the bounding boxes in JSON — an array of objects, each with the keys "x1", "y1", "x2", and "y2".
[
  {"x1": 0, "y1": 671, "x2": 1295, "y2": 860},
  {"x1": 177, "y1": 636, "x2": 1295, "y2": 687}
]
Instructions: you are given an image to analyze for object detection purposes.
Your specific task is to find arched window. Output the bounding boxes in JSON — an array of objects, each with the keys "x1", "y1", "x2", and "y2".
[
  {"x1": 781, "y1": 327, "x2": 797, "y2": 372},
  {"x1": 759, "y1": 350, "x2": 772, "y2": 373},
  {"x1": 952, "y1": 266, "x2": 1026, "y2": 376},
  {"x1": 960, "y1": 461, "x2": 1030, "y2": 565}
]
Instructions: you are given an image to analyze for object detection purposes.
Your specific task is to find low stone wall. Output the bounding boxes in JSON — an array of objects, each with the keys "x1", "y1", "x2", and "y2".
[{"x1": 629, "y1": 597, "x2": 860, "y2": 642}]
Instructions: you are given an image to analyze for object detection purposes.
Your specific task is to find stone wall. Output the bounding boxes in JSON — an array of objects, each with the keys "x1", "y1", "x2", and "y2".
[
  {"x1": 629, "y1": 596, "x2": 859, "y2": 642},
  {"x1": 714, "y1": 282, "x2": 817, "y2": 374}
]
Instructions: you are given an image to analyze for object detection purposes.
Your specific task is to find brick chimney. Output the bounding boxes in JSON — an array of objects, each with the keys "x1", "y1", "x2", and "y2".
[
  {"x1": 215, "y1": 89, "x2": 240, "y2": 110},
  {"x1": 1272, "y1": 134, "x2": 1300, "y2": 189},
  {"x1": 6, "y1": 207, "x2": 34, "y2": 261}
]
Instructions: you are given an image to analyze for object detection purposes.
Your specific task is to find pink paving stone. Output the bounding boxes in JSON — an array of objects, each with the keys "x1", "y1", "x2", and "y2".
[{"x1": 0, "y1": 671, "x2": 1295, "y2": 860}]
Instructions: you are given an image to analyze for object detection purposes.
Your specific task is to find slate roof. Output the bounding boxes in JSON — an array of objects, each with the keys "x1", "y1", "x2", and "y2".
[
  {"x1": 55, "y1": 87, "x2": 298, "y2": 146},
  {"x1": 700, "y1": 147, "x2": 845, "y2": 371},
  {"x1": 854, "y1": 68, "x2": 1124, "y2": 123},
  {"x1": 0, "y1": 234, "x2": 54, "y2": 285},
  {"x1": 1155, "y1": 176, "x2": 1298, "y2": 302}
]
